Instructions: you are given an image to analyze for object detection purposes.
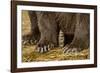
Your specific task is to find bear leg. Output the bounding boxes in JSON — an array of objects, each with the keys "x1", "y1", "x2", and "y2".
[
  {"x1": 36, "y1": 12, "x2": 58, "y2": 53},
  {"x1": 63, "y1": 14, "x2": 89, "y2": 53}
]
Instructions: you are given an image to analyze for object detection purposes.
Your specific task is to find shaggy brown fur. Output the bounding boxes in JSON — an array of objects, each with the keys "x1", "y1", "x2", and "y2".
[{"x1": 24, "y1": 11, "x2": 90, "y2": 53}]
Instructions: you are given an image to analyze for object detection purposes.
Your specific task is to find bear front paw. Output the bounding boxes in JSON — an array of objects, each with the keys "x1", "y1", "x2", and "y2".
[
  {"x1": 63, "y1": 44, "x2": 81, "y2": 53},
  {"x1": 36, "y1": 43, "x2": 54, "y2": 53}
]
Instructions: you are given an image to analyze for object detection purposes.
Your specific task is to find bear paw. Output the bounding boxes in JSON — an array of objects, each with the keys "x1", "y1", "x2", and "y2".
[
  {"x1": 63, "y1": 44, "x2": 81, "y2": 53},
  {"x1": 36, "y1": 43, "x2": 54, "y2": 53}
]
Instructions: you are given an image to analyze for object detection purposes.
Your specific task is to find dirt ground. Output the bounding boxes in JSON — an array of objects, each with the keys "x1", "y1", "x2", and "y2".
[{"x1": 22, "y1": 45, "x2": 89, "y2": 62}]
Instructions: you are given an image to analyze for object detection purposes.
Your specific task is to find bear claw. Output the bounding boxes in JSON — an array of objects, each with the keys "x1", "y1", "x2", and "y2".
[
  {"x1": 36, "y1": 45, "x2": 48, "y2": 53},
  {"x1": 63, "y1": 46, "x2": 79, "y2": 54},
  {"x1": 36, "y1": 44, "x2": 54, "y2": 53}
]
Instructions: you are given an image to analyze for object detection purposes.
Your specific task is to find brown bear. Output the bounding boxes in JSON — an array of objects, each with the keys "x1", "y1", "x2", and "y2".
[
  {"x1": 35, "y1": 11, "x2": 90, "y2": 53},
  {"x1": 24, "y1": 11, "x2": 89, "y2": 53}
]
